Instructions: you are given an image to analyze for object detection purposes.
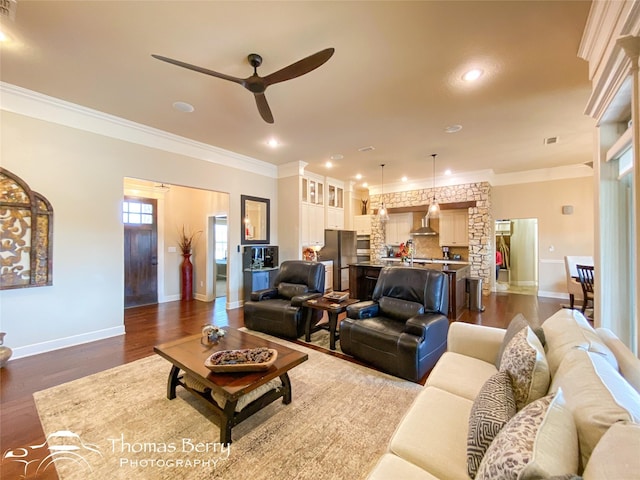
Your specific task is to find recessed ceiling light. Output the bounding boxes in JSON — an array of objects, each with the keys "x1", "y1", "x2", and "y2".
[
  {"x1": 267, "y1": 138, "x2": 279, "y2": 148},
  {"x1": 362, "y1": 182, "x2": 368, "y2": 188},
  {"x1": 462, "y1": 69, "x2": 483, "y2": 82},
  {"x1": 444, "y1": 169, "x2": 452, "y2": 176},
  {"x1": 401, "y1": 176, "x2": 408, "y2": 182},
  {"x1": 325, "y1": 161, "x2": 333, "y2": 168},
  {"x1": 0, "y1": 31, "x2": 8, "y2": 43},
  {"x1": 445, "y1": 124, "x2": 463, "y2": 133},
  {"x1": 355, "y1": 173, "x2": 362, "y2": 180},
  {"x1": 330, "y1": 154, "x2": 344, "y2": 161},
  {"x1": 172, "y1": 101, "x2": 194, "y2": 113}
]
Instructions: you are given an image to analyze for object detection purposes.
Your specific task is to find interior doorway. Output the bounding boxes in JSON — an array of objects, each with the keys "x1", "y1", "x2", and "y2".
[
  {"x1": 213, "y1": 216, "x2": 228, "y2": 298},
  {"x1": 124, "y1": 178, "x2": 229, "y2": 305},
  {"x1": 495, "y1": 218, "x2": 539, "y2": 296}
]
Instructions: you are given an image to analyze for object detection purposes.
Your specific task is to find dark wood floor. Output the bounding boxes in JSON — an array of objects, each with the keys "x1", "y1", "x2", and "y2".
[{"x1": 0, "y1": 292, "x2": 562, "y2": 479}]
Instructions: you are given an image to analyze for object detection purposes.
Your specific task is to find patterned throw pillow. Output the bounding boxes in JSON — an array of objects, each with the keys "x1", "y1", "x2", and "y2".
[
  {"x1": 499, "y1": 327, "x2": 550, "y2": 410},
  {"x1": 496, "y1": 313, "x2": 546, "y2": 368},
  {"x1": 467, "y1": 371, "x2": 517, "y2": 478},
  {"x1": 476, "y1": 389, "x2": 579, "y2": 480}
]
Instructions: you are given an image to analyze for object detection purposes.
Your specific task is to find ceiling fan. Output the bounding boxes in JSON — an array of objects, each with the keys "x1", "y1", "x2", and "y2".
[{"x1": 151, "y1": 48, "x2": 335, "y2": 124}]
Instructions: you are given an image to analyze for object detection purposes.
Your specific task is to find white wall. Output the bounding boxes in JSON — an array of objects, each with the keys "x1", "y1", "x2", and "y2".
[
  {"x1": 277, "y1": 175, "x2": 301, "y2": 262},
  {"x1": 0, "y1": 106, "x2": 276, "y2": 357}
]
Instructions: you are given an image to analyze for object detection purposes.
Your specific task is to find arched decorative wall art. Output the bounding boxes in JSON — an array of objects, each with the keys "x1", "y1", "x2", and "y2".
[{"x1": 0, "y1": 167, "x2": 54, "y2": 289}]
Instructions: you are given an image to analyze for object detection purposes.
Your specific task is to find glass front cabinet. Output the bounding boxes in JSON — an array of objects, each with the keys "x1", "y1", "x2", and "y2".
[{"x1": 301, "y1": 174, "x2": 325, "y2": 246}]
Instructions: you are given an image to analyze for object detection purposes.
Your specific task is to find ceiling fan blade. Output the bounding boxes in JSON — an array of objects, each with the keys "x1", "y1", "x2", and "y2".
[
  {"x1": 254, "y1": 93, "x2": 274, "y2": 124},
  {"x1": 151, "y1": 54, "x2": 244, "y2": 85},
  {"x1": 263, "y1": 48, "x2": 335, "y2": 87}
]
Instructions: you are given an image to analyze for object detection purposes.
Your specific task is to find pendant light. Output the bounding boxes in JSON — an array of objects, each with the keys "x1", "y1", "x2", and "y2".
[
  {"x1": 428, "y1": 154, "x2": 440, "y2": 217},
  {"x1": 378, "y1": 163, "x2": 390, "y2": 223}
]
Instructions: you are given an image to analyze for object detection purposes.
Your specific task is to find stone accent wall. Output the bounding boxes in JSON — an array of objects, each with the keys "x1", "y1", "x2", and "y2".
[{"x1": 371, "y1": 182, "x2": 493, "y2": 294}]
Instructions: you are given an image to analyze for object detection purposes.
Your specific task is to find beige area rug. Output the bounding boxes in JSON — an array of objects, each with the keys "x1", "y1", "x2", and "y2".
[
  {"x1": 275, "y1": 325, "x2": 345, "y2": 355},
  {"x1": 33, "y1": 332, "x2": 421, "y2": 480}
]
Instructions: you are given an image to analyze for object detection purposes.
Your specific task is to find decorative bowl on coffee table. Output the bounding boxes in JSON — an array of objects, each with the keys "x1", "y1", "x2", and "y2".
[{"x1": 205, "y1": 348, "x2": 278, "y2": 372}]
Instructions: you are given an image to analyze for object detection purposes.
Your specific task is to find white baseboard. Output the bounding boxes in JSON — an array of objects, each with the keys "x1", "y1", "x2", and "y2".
[
  {"x1": 160, "y1": 294, "x2": 181, "y2": 303},
  {"x1": 194, "y1": 293, "x2": 216, "y2": 302},
  {"x1": 11, "y1": 326, "x2": 126, "y2": 360},
  {"x1": 227, "y1": 299, "x2": 243, "y2": 310},
  {"x1": 537, "y1": 290, "x2": 569, "y2": 300}
]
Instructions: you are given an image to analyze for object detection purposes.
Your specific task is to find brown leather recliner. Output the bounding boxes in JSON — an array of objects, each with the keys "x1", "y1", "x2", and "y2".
[
  {"x1": 340, "y1": 266, "x2": 449, "y2": 382},
  {"x1": 244, "y1": 260, "x2": 325, "y2": 339}
]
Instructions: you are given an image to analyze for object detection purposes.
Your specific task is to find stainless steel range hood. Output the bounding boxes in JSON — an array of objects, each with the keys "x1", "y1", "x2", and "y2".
[{"x1": 410, "y1": 213, "x2": 437, "y2": 236}]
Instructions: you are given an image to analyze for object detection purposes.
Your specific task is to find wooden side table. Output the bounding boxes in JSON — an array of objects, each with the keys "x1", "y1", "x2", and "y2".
[{"x1": 303, "y1": 297, "x2": 360, "y2": 350}]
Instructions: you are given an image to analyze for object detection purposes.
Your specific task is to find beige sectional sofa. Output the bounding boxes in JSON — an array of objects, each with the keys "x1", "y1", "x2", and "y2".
[{"x1": 367, "y1": 309, "x2": 640, "y2": 479}]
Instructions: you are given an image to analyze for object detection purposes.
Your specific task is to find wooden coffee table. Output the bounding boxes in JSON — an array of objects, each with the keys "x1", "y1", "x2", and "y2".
[
  {"x1": 154, "y1": 329, "x2": 307, "y2": 444},
  {"x1": 303, "y1": 296, "x2": 360, "y2": 350}
]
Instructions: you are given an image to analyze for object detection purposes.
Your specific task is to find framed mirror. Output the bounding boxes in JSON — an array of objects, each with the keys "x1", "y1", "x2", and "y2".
[{"x1": 241, "y1": 195, "x2": 270, "y2": 245}]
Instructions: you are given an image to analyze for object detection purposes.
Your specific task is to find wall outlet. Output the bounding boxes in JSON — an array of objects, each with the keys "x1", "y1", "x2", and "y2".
[{"x1": 168, "y1": 246, "x2": 177, "y2": 253}]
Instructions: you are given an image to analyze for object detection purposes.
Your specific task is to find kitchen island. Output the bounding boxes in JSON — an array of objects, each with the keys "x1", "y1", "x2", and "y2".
[{"x1": 348, "y1": 261, "x2": 470, "y2": 320}]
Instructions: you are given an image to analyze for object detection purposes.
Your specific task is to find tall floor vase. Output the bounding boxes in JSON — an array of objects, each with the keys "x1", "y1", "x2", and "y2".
[{"x1": 181, "y1": 253, "x2": 193, "y2": 301}]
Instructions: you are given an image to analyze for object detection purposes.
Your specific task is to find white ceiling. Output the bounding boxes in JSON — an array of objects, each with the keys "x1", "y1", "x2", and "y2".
[{"x1": 0, "y1": 1, "x2": 595, "y2": 188}]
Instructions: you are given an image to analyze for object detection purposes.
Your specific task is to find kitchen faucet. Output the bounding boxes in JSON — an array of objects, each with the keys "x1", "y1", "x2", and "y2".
[{"x1": 406, "y1": 239, "x2": 414, "y2": 267}]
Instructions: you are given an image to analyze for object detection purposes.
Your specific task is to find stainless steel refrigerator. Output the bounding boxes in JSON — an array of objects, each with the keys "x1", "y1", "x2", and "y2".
[{"x1": 321, "y1": 229, "x2": 357, "y2": 291}]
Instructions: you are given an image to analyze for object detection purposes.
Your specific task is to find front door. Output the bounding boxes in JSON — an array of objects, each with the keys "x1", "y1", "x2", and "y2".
[{"x1": 123, "y1": 196, "x2": 158, "y2": 307}]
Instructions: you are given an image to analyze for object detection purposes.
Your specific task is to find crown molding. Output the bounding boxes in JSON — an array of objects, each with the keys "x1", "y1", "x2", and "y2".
[
  {"x1": 368, "y1": 164, "x2": 593, "y2": 194},
  {"x1": 0, "y1": 82, "x2": 278, "y2": 178},
  {"x1": 488, "y1": 164, "x2": 594, "y2": 186},
  {"x1": 277, "y1": 161, "x2": 308, "y2": 178},
  {"x1": 580, "y1": 1, "x2": 640, "y2": 123}
]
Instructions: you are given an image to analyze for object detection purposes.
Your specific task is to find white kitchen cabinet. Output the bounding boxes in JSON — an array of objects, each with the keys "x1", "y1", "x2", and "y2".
[
  {"x1": 301, "y1": 175, "x2": 324, "y2": 206},
  {"x1": 325, "y1": 178, "x2": 344, "y2": 229},
  {"x1": 321, "y1": 260, "x2": 333, "y2": 293},
  {"x1": 353, "y1": 215, "x2": 372, "y2": 235},
  {"x1": 386, "y1": 213, "x2": 412, "y2": 245},
  {"x1": 301, "y1": 173, "x2": 326, "y2": 247},
  {"x1": 327, "y1": 181, "x2": 344, "y2": 208},
  {"x1": 439, "y1": 209, "x2": 469, "y2": 246},
  {"x1": 326, "y1": 206, "x2": 344, "y2": 229},
  {"x1": 302, "y1": 203, "x2": 325, "y2": 247}
]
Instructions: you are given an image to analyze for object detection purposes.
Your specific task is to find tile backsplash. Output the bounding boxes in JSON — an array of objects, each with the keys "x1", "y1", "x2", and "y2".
[{"x1": 384, "y1": 217, "x2": 467, "y2": 260}]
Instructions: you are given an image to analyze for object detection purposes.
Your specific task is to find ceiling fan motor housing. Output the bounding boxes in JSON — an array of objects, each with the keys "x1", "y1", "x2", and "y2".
[{"x1": 248, "y1": 53, "x2": 263, "y2": 68}]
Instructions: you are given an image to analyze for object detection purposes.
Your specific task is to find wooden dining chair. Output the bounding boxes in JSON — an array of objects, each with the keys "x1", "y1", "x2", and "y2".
[{"x1": 576, "y1": 264, "x2": 594, "y2": 314}]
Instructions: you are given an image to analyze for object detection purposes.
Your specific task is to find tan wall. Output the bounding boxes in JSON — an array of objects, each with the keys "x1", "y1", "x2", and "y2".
[
  {"x1": 162, "y1": 185, "x2": 229, "y2": 300},
  {"x1": 492, "y1": 176, "x2": 594, "y2": 297},
  {"x1": 1, "y1": 110, "x2": 276, "y2": 355}
]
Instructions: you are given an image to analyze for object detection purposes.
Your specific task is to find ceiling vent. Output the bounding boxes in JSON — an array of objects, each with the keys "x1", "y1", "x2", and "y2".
[
  {"x1": 543, "y1": 136, "x2": 559, "y2": 145},
  {"x1": 358, "y1": 146, "x2": 375, "y2": 152}
]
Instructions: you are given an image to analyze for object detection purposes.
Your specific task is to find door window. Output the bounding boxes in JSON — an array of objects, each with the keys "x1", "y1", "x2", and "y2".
[{"x1": 123, "y1": 200, "x2": 154, "y2": 225}]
